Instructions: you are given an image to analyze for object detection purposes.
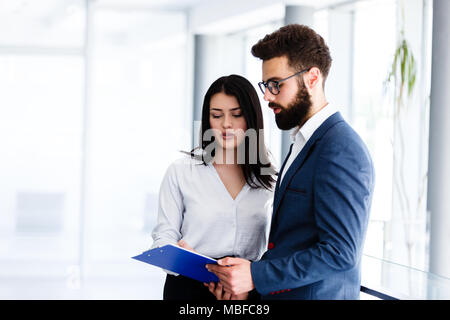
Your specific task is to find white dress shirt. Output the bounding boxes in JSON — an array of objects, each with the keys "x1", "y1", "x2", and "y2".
[
  {"x1": 151, "y1": 156, "x2": 274, "y2": 263},
  {"x1": 280, "y1": 104, "x2": 338, "y2": 184}
]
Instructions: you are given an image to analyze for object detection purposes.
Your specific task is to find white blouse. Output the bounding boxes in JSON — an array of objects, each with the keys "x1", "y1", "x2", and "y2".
[{"x1": 151, "y1": 155, "x2": 274, "y2": 262}]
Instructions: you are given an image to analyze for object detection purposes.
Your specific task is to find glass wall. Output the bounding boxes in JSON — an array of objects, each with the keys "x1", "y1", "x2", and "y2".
[
  {"x1": 0, "y1": 1, "x2": 188, "y2": 299},
  {"x1": 350, "y1": 0, "x2": 432, "y2": 275},
  {"x1": 352, "y1": 0, "x2": 398, "y2": 260},
  {"x1": 0, "y1": 0, "x2": 85, "y2": 298},
  {"x1": 313, "y1": 0, "x2": 434, "y2": 297},
  {"x1": 243, "y1": 22, "x2": 283, "y2": 169},
  {"x1": 309, "y1": 1, "x2": 433, "y2": 285}
]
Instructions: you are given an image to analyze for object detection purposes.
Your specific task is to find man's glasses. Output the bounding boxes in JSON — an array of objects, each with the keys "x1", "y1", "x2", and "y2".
[{"x1": 258, "y1": 68, "x2": 309, "y2": 95}]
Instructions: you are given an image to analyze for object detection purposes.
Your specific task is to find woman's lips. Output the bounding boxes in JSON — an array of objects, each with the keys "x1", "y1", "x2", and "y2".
[{"x1": 222, "y1": 133, "x2": 235, "y2": 140}]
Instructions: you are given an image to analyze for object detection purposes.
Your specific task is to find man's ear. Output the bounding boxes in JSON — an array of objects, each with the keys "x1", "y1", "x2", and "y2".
[{"x1": 304, "y1": 67, "x2": 321, "y2": 90}]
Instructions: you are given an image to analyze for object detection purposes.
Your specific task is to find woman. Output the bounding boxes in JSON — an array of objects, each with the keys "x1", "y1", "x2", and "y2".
[{"x1": 151, "y1": 74, "x2": 276, "y2": 300}]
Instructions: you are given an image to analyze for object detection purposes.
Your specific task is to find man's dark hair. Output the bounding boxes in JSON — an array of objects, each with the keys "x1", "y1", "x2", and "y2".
[{"x1": 251, "y1": 24, "x2": 332, "y2": 84}]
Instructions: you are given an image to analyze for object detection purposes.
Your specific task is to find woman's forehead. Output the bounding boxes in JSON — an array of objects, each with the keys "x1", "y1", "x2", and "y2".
[{"x1": 209, "y1": 92, "x2": 240, "y2": 111}]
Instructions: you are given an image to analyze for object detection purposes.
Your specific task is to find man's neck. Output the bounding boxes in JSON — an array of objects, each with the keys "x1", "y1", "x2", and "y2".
[{"x1": 298, "y1": 100, "x2": 329, "y2": 128}]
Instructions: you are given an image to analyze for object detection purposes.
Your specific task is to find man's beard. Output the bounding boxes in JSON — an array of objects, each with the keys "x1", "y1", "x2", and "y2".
[{"x1": 271, "y1": 82, "x2": 312, "y2": 130}]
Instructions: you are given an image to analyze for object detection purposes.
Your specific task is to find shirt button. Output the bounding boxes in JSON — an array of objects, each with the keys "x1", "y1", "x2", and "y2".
[{"x1": 268, "y1": 242, "x2": 274, "y2": 249}]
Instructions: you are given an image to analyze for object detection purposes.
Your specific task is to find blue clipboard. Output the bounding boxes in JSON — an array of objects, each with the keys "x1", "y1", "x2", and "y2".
[{"x1": 132, "y1": 244, "x2": 219, "y2": 283}]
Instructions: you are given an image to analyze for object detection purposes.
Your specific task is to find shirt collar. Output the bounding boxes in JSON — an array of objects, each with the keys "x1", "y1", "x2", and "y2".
[{"x1": 290, "y1": 103, "x2": 338, "y2": 143}]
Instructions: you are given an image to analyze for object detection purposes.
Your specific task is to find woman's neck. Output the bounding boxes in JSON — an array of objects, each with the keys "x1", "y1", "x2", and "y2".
[{"x1": 213, "y1": 147, "x2": 239, "y2": 166}]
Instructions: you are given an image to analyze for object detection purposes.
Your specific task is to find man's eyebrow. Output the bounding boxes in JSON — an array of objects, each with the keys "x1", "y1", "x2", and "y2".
[{"x1": 264, "y1": 77, "x2": 281, "y2": 82}]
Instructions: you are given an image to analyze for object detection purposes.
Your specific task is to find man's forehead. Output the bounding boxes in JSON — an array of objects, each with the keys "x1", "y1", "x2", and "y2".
[{"x1": 262, "y1": 56, "x2": 292, "y2": 80}]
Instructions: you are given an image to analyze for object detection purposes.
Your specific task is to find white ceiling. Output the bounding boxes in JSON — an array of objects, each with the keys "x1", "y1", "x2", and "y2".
[
  {"x1": 0, "y1": 0, "x2": 354, "y2": 16},
  {"x1": 94, "y1": 0, "x2": 354, "y2": 35},
  {"x1": 97, "y1": 0, "x2": 223, "y2": 10},
  {"x1": 97, "y1": 0, "x2": 352, "y2": 11},
  {"x1": 0, "y1": 0, "x2": 356, "y2": 41}
]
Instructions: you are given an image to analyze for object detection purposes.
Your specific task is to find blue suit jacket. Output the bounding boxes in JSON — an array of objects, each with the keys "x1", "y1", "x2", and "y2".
[{"x1": 251, "y1": 112, "x2": 375, "y2": 300}]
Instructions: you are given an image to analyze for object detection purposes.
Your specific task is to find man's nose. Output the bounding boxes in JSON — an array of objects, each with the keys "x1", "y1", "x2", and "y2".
[{"x1": 263, "y1": 88, "x2": 275, "y2": 102}]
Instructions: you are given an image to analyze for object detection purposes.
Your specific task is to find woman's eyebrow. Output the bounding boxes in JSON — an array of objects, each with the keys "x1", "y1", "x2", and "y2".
[{"x1": 210, "y1": 107, "x2": 241, "y2": 111}]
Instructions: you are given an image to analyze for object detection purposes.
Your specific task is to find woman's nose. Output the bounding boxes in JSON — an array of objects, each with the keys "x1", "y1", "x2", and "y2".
[{"x1": 222, "y1": 114, "x2": 232, "y2": 128}]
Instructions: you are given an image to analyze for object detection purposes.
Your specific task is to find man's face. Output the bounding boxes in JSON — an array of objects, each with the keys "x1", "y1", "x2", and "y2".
[{"x1": 261, "y1": 56, "x2": 312, "y2": 130}]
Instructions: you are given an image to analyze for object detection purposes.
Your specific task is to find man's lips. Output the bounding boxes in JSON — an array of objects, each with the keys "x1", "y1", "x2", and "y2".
[
  {"x1": 272, "y1": 107, "x2": 282, "y2": 114},
  {"x1": 269, "y1": 104, "x2": 282, "y2": 114}
]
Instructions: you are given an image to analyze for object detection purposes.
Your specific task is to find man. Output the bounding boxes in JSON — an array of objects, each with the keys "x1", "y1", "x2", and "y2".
[{"x1": 207, "y1": 24, "x2": 375, "y2": 300}]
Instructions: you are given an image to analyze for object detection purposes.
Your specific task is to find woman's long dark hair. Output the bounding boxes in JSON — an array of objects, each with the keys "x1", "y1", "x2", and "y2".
[{"x1": 188, "y1": 74, "x2": 276, "y2": 191}]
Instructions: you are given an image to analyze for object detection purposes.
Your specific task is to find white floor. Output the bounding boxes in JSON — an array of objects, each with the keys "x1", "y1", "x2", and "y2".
[
  {"x1": 1, "y1": 276, "x2": 380, "y2": 300},
  {"x1": 0, "y1": 274, "x2": 165, "y2": 300}
]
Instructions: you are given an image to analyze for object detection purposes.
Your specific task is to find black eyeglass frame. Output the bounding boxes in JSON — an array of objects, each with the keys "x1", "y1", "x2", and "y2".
[{"x1": 258, "y1": 68, "x2": 310, "y2": 95}]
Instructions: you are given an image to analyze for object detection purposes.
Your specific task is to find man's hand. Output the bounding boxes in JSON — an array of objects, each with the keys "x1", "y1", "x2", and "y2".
[{"x1": 206, "y1": 257, "x2": 255, "y2": 296}]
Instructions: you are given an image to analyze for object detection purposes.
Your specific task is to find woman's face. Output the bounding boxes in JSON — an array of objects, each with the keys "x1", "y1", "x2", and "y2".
[{"x1": 209, "y1": 92, "x2": 248, "y2": 150}]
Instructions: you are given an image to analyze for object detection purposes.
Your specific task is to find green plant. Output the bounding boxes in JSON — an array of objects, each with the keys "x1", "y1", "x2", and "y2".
[
  {"x1": 385, "y1": 30, "x2": 417, "y2": 108},
  {"x1": 384, "y1": 10, "x2": 417, "y2": 271}
]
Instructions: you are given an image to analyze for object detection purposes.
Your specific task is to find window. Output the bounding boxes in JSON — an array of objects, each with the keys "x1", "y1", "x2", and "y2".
[
  {"x1": 244, "y1": 22, "x2": 283, "y2": 169},
  {"x1": 0, "y1": 1, "x2": 188, "y2": 299},
  {"x1": 352, "y1": 0, "x2": 432, "y2": 276},
  {"x1": 0, "y1": 1, "x2": 85, "y2": 293}
]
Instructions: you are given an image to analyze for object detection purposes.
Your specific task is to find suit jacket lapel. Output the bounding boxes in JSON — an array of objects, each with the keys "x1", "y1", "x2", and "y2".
[
  {"x1": 274, "y1": 143, "x2": 293, "y2": 196},
  {"x1": 272, "y1": 112, "x2": 344, "y2": 217}
]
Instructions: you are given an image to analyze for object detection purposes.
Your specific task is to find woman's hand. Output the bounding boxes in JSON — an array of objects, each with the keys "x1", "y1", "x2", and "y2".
[
  {"x1": 178, "y1": 240, "x2": 195, "y2": 252},
  {"x1": 204, "y1": 282, "x2": 249, "y2": 300}
]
